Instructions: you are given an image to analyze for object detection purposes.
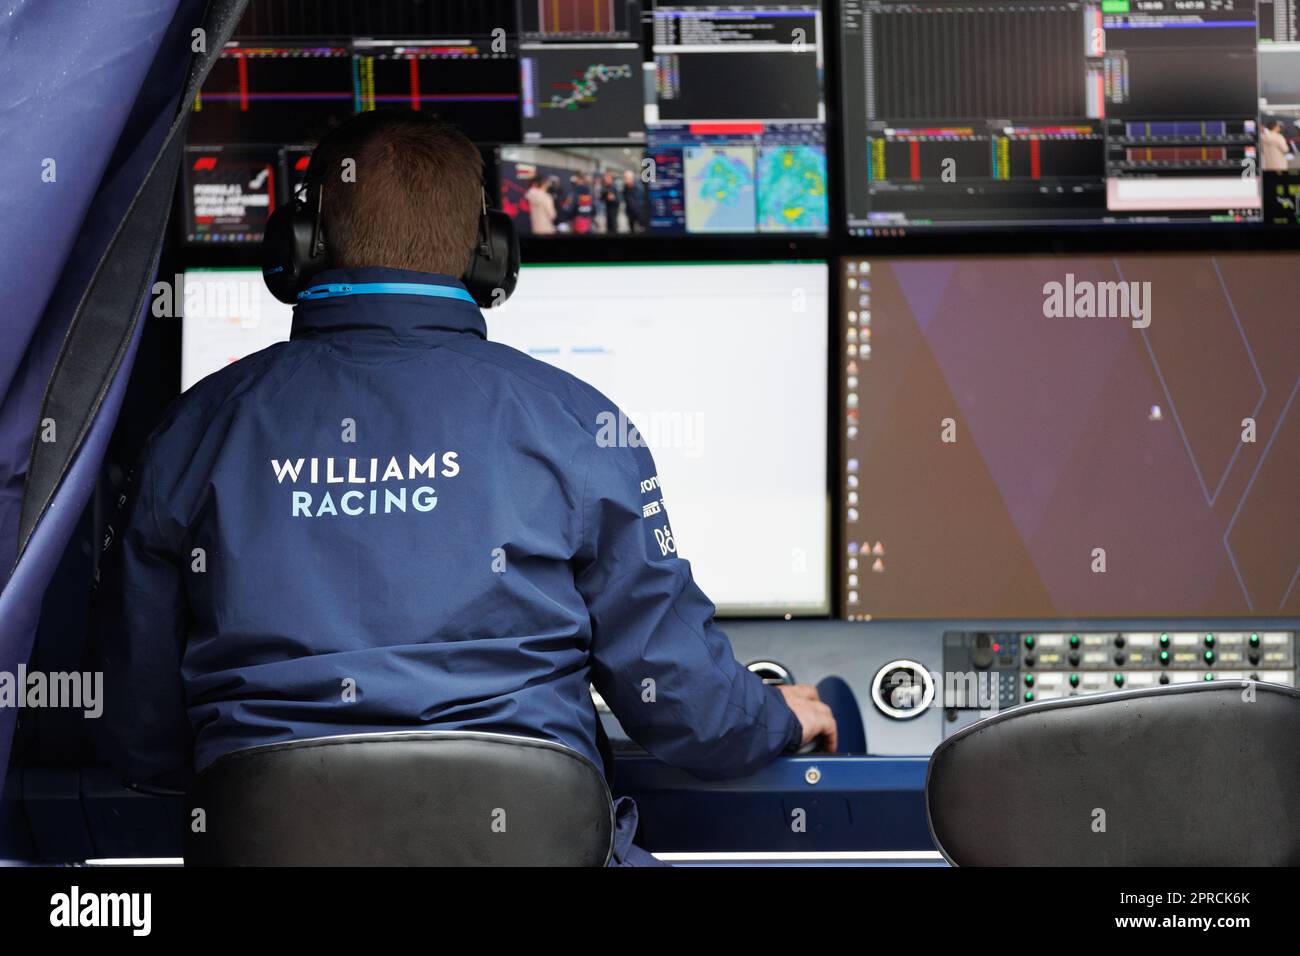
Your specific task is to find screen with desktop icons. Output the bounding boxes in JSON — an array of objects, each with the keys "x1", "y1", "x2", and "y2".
[{"x1": 837, "y1": 252, "x2": 1300, "y2": 619}]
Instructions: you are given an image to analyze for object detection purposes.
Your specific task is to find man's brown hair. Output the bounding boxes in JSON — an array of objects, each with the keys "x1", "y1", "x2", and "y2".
[{"x1": 310, "y1": 110, "x2": 484, "y2": 276}]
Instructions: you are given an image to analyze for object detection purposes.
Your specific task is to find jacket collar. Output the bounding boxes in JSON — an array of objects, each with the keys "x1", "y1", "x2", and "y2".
[{"x1": 291, "y1": 267, "x2": 486, "y2": 340}]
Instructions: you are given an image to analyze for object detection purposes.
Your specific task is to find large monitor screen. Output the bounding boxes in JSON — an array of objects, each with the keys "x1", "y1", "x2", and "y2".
[
  {"x1": 501, "y1": 1, "x2": 831, "y2": 237},
  {"x1": 839, "y1": 0, "x2": 1297, "y2": 234},
  {"x1": 838, "y1": 253, "x2": 1300, "y2": 619},
  {"x1": 183, "y1": 1, "x2": 832, "y2": 244},
  {"x1": 487, "y1": 261, "x2": 829, "y2": 613},
  {"x1": 180, "y1": 262, "x2": 830, "y2": 615}
]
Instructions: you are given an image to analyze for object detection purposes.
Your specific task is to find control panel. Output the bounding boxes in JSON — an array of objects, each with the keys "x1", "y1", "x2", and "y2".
[{"x1": 943, "y1": 630, "x2": 1298, "y2": 710}]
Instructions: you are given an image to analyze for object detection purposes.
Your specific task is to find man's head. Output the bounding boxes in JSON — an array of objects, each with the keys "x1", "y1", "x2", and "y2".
[{"x1": 308, "y1": 110, "x2": 484, "y2": 276}]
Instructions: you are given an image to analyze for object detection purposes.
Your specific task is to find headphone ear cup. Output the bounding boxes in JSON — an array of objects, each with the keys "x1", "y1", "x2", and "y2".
[
  {"x1": 262, "y1": 199, "x2": 327, "y2": 304},
  {"x1": 462, "y1": 209, "x2": 520, "y2": 309}
]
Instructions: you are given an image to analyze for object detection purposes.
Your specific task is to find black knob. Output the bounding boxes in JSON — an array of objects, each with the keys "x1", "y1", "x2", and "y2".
[
  {"x1": 1114, "y1": 635, "x2": 1126, "y2": 648},
  {"x1": 1159, "y1": 674, "x2": 1170, "y2": 685},
  {"x1": 1025, "y1": 656, "x2": 1035, "y2": 668},
  {"x1": 1114, "y1": 652, "x2": 1126, "y2": 665},
  {"x1": 1068, "y1": 653, "x2": 1080, "y2": 666},
  {"x1": 1248, "y1": 652, "x2": 1261, "y2": 665}
]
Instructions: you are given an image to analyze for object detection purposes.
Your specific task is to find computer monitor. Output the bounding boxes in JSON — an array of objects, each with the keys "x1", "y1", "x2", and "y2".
[
  {"x1": 501, "y1": 1, "x2": 831, "y2": 237},
  {"x1": 180, "y1": 262, "x2": 830, "y2": 614},
  {"x1": 518, "y1": 42, "x2": 646, "y2": 144},
  {"x1": 180, "y1": 269, "x2": 295, "y2": 390},
  {"x1": 181, "y1": 2, "x2": 523, "y2": 244},
  {"x1": 487, "y1": 261, "x2": 829, "y2": 613},
  {"x1": 839, "y1": 0, "x2": 1290, "y2": 233},
  {"x1": 837, "y1": 253, "x2": 1300, "y2": 619}
]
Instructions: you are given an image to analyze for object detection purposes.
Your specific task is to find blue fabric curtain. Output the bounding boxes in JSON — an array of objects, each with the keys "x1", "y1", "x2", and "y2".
[{"x1": 0, "y1": 0, "x2": 210, "y2": 798}]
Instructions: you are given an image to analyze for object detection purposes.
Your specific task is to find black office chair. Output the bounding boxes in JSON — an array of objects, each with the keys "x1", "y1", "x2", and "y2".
[
  {"x1": 185, "y1": 731, "x2": 615, "y2": 866},
  {"x1": 926, "y1": 681, "x2": 1300, "y2": 866}
]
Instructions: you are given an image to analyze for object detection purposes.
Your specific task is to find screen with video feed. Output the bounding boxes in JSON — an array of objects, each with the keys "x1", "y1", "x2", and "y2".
[
  {"x1": 487, "y1": 261, "x2": 830, "y2": 614},
  {"x1": 183, "y1": 1, "x2": 832, "y2": 243},
  {"x1": 505, "y1": 1, "x2": 831, "y2": 237},
  {"x1": 839, "y1": 0, "x2": 1297, "y2": 234},
  {"x1": 838, "y1": 253, "x2": 1300, "y2": 619}
]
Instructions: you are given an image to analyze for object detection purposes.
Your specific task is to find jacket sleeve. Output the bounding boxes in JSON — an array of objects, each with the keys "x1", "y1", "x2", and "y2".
[
  {"x1": 98, "y1": 447, "x2": 194, "y2": 788},
  {"x1": 576, "y1": 424, "x2": 801, "y2": 780}
]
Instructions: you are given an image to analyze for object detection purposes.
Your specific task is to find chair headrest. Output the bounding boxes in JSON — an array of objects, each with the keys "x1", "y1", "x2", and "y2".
[
  {"x1": 186, "y1": 731, "x2": 615, "y2": 866},
  {"x1": 926, "y1": 681, "x2": 1300, "y2": 866}
]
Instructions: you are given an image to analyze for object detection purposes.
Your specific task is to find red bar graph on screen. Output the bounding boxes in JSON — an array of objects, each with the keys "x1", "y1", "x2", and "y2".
[
  {"x1": 237, "y1": 53, "x2": 249, "y2": 111},
  {"x1": 535, "y1": 0, "x2": 620, "y2": 37}
]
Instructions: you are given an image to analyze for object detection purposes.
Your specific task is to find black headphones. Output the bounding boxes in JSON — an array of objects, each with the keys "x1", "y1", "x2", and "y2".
[{"x1": 261, "y1": 130, "x2": 519, "y2": 308}]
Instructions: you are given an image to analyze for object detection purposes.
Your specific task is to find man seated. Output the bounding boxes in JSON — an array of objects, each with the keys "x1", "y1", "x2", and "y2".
[{"x1": 101, "y1": 110, "x2": 836, "y2": 865}]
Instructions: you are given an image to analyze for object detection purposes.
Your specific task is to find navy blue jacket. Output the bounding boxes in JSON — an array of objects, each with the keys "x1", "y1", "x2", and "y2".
[{"x1": 102, "y1": 266, "x2": 800, "y2": 795}]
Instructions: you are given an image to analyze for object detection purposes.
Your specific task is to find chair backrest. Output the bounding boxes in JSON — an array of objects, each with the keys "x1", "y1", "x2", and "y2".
[
  {"x1": 185, "y1": 731, "x2": 614, "y2": 866},
  {"x1": 926, "y1": 681, "x2": 1300, "y2": 866}
]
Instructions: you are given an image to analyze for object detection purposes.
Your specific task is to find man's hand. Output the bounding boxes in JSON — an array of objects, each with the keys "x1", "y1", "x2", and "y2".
[{"x1": 777, "y1": 684, "x2": 838, "y2": 753}]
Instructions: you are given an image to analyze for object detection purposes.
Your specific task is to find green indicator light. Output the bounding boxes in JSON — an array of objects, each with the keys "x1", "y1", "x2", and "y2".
[
  {"x1": 1159, "y1": 650, "x2": 1170, "y2": 664},
  {"x1": 1113, "y1": 673, "x2": 1124, "y2": 686},
  {"x1": 1204, "y1": 650, "x2": 1215, "y2": 664},
  {"x1": 1160, "y1": 633, "x2": 1170, "y2": 647},
  {"x1": 1070, "y1": 634, "x2": 1080, "y2": 648},
  {"x1": 1024, "y1": 635, "x2": 1035, "y2": 648},
  {"x1": 1205, "y1": 634, "x2": 1215, "y2": 647},
  {"x1": 1204, "y1": 673, "x2": 1214, "y2": 681},
  {"x1": 1069, "y1": 673, "x2": 1079, "y2": 687},
  {"x1": 1249, "y1": 633, "x2": 1260, "y2": 646},
  {"x1": 1024, "y1": 691, "x2": 1035, "y2": 702},
  {"x1": 1024, "y1": 673, "x2": 1035, "y2": 686}
]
